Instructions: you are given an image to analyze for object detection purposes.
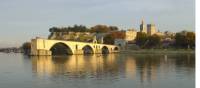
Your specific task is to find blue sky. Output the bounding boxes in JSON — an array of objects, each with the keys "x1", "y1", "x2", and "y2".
[{"x1": 0, "y1": 0, "x2": 195, "y2": 47}]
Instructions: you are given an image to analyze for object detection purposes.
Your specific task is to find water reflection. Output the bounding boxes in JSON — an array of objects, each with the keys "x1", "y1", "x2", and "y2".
[
  {"x1": 30, "y1": 54, "x2": 195, "y2": 85},
  {"x1": 31, "y1": 54, "x2": 120, "y2": 79}
]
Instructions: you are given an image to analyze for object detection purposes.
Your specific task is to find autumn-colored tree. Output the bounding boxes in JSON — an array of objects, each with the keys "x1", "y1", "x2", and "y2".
[{"x1": 110, "y1": 31, "x2": 125, "y2": 39}]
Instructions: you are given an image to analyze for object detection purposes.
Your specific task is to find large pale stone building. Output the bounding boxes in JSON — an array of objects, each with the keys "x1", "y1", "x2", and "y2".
[
  {"x1": 140, "y1": 19, "x2": 164, "y2": 36},
  {"x1": 114, "y1": 29, "x2": 137, "y2": 50},
  {"x1": 147, "y1": 24, "x2": 157, "y2": 35},
  {"x1": 124, "y1": 29, "x2": 137, "y2": 41}
]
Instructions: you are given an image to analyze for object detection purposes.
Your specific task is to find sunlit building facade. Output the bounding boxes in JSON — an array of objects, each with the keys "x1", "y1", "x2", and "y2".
[{"x1": 147, "y1": 24, "x2": 157, "y2": 35}]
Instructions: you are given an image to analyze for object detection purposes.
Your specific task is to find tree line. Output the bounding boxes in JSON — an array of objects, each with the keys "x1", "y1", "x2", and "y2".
[
  {"x1": 49, "y1": 24, "x2": 119, "y2": 33},
  {"x1": 135, "y1": 31, "x2": 195, "y2": 49},
  {"x1": 49, "y1": 24, "x2": 125, "y2": 45}
]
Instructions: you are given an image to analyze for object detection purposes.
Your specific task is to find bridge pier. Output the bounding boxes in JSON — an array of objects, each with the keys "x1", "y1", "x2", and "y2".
[
  {"x1": 95, "y1": 49, "x2": 102, "y2": 54},
  {"x1": 74, "y1": 49, "x2": 84, "y2": 54},
  {"x1": 31, "y1": 50, "x2": 52, "y2": 56}
]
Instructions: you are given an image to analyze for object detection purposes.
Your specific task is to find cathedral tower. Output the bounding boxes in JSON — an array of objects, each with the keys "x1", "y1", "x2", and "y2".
[
  {"x1": 140, "y1": 19, "x2": 147, "y2": 33},
  {"x1": 147, "y1": 24, "x2": 157, "y2": 35}
]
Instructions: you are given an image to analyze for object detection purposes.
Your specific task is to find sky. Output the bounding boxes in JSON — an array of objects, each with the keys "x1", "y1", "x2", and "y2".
[{"x1": 0, "y1": 0, "x2": 195, "y2": 48}]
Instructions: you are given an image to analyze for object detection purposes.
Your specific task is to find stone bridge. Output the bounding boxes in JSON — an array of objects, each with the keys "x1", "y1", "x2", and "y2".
[{"x1": 30, "y1": 38, "x2": 119, "y2": 55}]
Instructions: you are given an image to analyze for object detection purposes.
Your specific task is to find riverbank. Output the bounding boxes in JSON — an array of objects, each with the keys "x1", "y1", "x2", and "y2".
[{"x1": 120, "y1": 49, "x2": 195, "y2": 54}]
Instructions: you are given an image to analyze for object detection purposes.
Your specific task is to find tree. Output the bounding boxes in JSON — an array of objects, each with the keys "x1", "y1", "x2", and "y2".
[
  {"x1": 175, "y1": 31, "x2": 195, "y2": 49},
  {"x1": 109, "y1": 26, "x2": 119, "y2": 31},
  {"x1": 146, "y1": 34, "x2": 161, "y2": 48},
  {"x1": 49, "y1": 27, "x2": 60, "y2": 32},
  {"x1": 90, "y1": 25, "x2": 111, "y2": 33},
  {"x1": 49, "y1": 25, "x2": 89, "y2": 33},
  {"x1": 175, "y1": 33, "x2": 186, "y2": 48},
  {"x1": 22, "y1": 42, "x2": 31, "y2": 55},
  {"x1": 110, "y1": 31, "x2": 125, "y2": 39},
  {"x1": 103, "y1": 34, "x2": 115, "y2": 44},
  {"x1": 186, "y1": 32, "x2": 195, "y2": 48},
  {"x1": 135, "y1": 32, "x2": 148, "y2": 47},
  {"x1": 68, "y1": 25, "x2": 89, "y2": 32}
]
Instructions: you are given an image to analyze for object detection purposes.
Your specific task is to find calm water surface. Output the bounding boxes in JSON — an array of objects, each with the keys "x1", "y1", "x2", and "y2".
[{"x1": 0, "y1": 53, "x2": 195, "y2": 88}]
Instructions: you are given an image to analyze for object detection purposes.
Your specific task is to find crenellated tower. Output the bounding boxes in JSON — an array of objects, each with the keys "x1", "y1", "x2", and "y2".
[{"x1": 140, "y1": 19, "x2": 147, "y2": 33}]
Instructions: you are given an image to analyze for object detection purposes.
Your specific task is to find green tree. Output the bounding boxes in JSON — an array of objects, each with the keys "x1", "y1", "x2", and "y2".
[
  {"x1": 109, "y1": 26, "x2": 119, "y2": 31},
  {"x1": 103, "y1": 34, "x2": 115, "y2": 44},
  {"x1": 175, "y1": 33, "x2": 186, "y2": 48},
  {"x1": 90, "y1": 25, "x2": 111, "y2": 33},
  {"x1": 175, "y1": 31, "x2": 195, "y2": 49},
  {"x1": 49, "y1": 25, "x2": 89, "y2": 33},
  {"x1": 135, "y1": 32, "x2": 148, "y2": 47},
  {"x1": 68, "y1": 25, "x2": 89, "y2": 32},
  {"x1": 49, "y1": 27, "x2": 60, "y2": 32},
  {"x1": 22, "y1": 42, "x2": 31, "y2": 55},
  {"x1": 146, "y1": 34, "x2": 161, "y2": 48},
  {"x1": 186, "y1": 32, "x2": 195, "y2": 48}
]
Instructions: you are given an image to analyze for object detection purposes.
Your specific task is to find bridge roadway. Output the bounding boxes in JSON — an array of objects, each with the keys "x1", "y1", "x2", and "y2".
[{"x1": 30, "y1": 38, "x2": 119, "y2": 55}]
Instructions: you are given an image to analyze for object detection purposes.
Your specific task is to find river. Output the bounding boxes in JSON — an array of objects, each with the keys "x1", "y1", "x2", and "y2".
[{"x1": 0, "y1": 53, "x2": 195, "y2": 88}]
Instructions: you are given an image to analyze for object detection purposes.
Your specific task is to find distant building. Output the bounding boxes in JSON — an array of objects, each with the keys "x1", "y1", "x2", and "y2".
[
  {"x1": 140, "y1": 19, "x2": 165, "y2": 36},
  {"x1": 124, "y1": 29, "x2": 137, "y2": 42},
  {"x1": 114, "y1": 39, "x2": 127, "y2": 50},
  {"x1": 114, "y1": 29, "x2": 137, "y2": 49},
  {"x1": 155, "y1": 31, "x2": 164, "y2": 36},
  {"x1": 140, "y1": 19, "x2": 147, "y2": 33},
  {"x1": 147, "y1": 24, "x2": 157, "y2": 35}
]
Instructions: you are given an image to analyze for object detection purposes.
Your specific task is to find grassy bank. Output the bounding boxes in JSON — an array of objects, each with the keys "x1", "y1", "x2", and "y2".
[{"x1": 120, "y1": 49, "x2": 195, "y2": 54}]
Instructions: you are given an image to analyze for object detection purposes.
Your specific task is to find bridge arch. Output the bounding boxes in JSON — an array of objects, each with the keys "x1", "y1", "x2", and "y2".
[
  {"x1": 114, "y1": 47, "x2": 119, "y2": 51},
  {"x1": 50, "y1": 42, "x2": 73, "y2": 55},
  {"x1": 82, "y1": 45, "x2": 94, "y2": 54},
  {"x1": 102, "y1": 46, "x2": 109, "y2": 54}
]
